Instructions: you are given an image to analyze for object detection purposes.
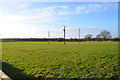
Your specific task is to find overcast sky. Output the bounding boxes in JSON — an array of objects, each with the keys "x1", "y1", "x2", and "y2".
[{"x1": 0, "y1": 2, "x2": 118, "y2": 38}]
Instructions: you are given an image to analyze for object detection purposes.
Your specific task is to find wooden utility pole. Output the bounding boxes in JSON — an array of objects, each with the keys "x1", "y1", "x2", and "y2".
[
  {"x1": 79, "y1": 28, "x2": 80, "y2": 45},
  {"x1": 63, "y1": 26, "x2": 66, "y2": 45},
  {"x1": 48, "y1": 31, "x2": 50, "y2": 44}
]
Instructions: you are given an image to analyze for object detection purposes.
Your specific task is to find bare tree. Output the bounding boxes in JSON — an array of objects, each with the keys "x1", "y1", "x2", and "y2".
[
  {"x1": 96, "y1": 34, "x2": 102, "y2": 41},
  {"x1": 85, "y1": 34, "x2": 93, "y2": 41},
  {"x1": 100, "y1": 30, "x2": 111, "y2": 41}
]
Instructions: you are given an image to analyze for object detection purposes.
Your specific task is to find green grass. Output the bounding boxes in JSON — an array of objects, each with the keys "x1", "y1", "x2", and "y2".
[{"x1": 2, "y1": 41, "x2": 119, "y2": 79}]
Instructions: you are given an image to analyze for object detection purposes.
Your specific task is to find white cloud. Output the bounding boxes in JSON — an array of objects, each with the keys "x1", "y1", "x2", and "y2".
[
  {"x1": 20, "y1": 5, "x2": 70, "y2": 17},
  {"x1": 0, "y1": 15, "x2": 26, "y2": 23},
  {"x1": 20, "y1": 8, "x2": 54, "y2": 18},
  {"x1": 0, "y1": 2, "x2": 117, "y2": 38},
  {"x1": 75, "y1": 5, "x2": 86, "y2": 14},
  {"x1": 10, "y1": 3, "x2": 117, "y2": 24},
  {"x1": 29, "y1": 3, "x2": 116, "y2": 17},
  {"x1": 75, "y1": 3, "x2": 105, "y2": 14},
  {"x1": 0, "y1": 22, "x2": 34, "y2": 33},
  {"x1": 0, "y1": 3, "x2": 5, "y2": 15},
  {"x1": 18, "y1": 3, "x2": 30, "y2": 8},
  {"x1": 10, "y1": 2, "x2": 30, "y2": 8}
]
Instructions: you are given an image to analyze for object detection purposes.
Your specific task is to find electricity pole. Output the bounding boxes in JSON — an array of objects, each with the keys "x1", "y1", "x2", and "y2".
[
  {"x1": 79, "y1": 28, "x2": 80, "y2": 45},
  {"x1": 63, "y1": 26, "x2": 66, "y2": 45},
  {"x1": 48, "y1": 31, "x2": 50, "y2": 44}
]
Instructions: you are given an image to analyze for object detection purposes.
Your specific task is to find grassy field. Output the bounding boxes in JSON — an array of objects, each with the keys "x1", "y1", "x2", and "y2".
[{"x1": 2, "y1": 41, "x2": 119, "y2": 79}]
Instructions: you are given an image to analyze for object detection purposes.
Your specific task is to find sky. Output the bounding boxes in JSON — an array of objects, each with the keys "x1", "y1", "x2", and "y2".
[{"x1": 0, "y1": 2, "x2": 118, "y2": 38}]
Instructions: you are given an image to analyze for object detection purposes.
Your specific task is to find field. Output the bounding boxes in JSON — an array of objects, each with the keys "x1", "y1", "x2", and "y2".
[{"x1": 2, "y1": 41, "x2": 119, "y2": 79}]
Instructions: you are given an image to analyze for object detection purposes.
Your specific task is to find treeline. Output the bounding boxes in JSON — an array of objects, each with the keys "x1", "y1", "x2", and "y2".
[
  {"x1": 1, "y1": 30, "x2": 119, "y2": 42},
  {"x1": 1, "y1": 38, "x2": 120, "y2": 42}
]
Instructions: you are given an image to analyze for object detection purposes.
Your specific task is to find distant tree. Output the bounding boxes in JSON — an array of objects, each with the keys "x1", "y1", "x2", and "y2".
[
  {"x1": 69, "y1": 38, "x2": 74, "y2": 41},
  {"x1": 96, "y1": 34, "x2": 102, "y2": 41},
  {"x1": 100, "y1": 30, "x2": 112, "y2": 41},
  {"x1": 96, "y1": 34, "x2": 102, "y2": 38},
  {"x1": 85, "y1": 34, "x2": 93, "y2": 41},
  {"x1": 74, "y1": 38, "x2": 78, "y2": 41},
  {"x1": 113, "y1": 37, "x2": 119, "y2": 41}
]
